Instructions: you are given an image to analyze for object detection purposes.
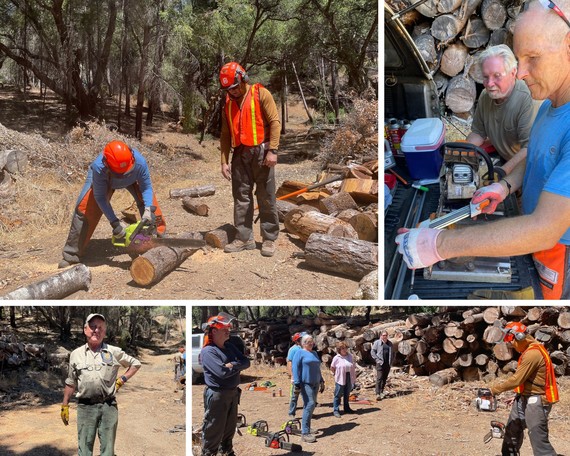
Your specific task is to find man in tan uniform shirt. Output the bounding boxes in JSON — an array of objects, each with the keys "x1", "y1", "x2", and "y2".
[{"x1": 61, "y1": 313, "x2": 141, "y2": 456}]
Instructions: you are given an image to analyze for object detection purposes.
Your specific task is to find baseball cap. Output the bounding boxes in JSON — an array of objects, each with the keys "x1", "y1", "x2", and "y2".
[{"x1": 85, "y1": 313, "x2": 106, "y2": 325}]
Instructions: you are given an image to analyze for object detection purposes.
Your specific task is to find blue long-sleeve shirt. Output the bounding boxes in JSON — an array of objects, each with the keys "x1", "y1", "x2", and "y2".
[
  {"x1": 201, "y1": 342, "x2": 251, "y2": 389},
  {"x1": 292, "y1": 349, "x2": 322, "y2": 386},
  {"x1": 84, "y1": 149, "x2": 154, "y2": 223}
]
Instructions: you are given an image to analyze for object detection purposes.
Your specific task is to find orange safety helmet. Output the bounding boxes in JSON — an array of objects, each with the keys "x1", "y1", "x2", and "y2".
[
  {"x1": 503, "y1": 321, "x2": 527, "y2": 343},
  {"x1": 202, "y1": 312, "x2": 236, "y2": 346},
  {"x1": 292, "y1": 332, "x2": 302, "y2": 342},
  {"x1": 103, "y1": 140, "x2": 135, "y2": 174},
  {"x1": 219, "y1": 62, "x2": 249, "y2": 90}
]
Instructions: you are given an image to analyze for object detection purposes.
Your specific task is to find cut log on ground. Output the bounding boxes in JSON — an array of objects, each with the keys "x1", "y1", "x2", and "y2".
[
  {"x1": 304, "y1": 233, "x2": 378, "y2": 280},
  {"x1": 275, "y1": 199, "x2": 299, "y2": 222},
  {"x1": 284, "y1": 209, "x2": 358, "y2": 243},
  {"x1": 429, "y1": 367, "x2": 459, "y2": 387},
  {"x1": 0, "y1": 264, "x2": 91, "y2": 300},
  {"x1": 130, "y1": 232, "x2": 203, "y2": 286},
  {"x1": 352, "y1": 269, "x2": 378, "y2": 300},
  {"x1": 181, "y1": 197, "x2": 209, "y2": 216},
  {"x1": 319, "y1": 191, "x2": 358, "y2": 215},
  {"x1": 349, "y1": 212, "x2": 378, "y2": 242},
  {"x1": 169, "y1": 184, "x2": 215, "y2": 199},
  {"x1": 204, "y1": 224, "x2": 236, "y2": 249}
]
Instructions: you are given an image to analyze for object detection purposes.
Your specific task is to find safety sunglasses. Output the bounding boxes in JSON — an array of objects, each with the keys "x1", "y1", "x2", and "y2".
[{"x1": 538, "y1": 0, "x2": 570, "y2": 28}]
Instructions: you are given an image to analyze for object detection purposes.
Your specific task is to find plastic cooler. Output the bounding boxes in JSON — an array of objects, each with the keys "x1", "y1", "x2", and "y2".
[{"x1": 400, "y1": 118, "x2": 445, "y2": 180}]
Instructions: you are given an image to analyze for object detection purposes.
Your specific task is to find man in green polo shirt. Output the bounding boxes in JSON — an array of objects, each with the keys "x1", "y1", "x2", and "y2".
[{"x1": 60, "y1": 313, "x2": 141, "y2": 456}]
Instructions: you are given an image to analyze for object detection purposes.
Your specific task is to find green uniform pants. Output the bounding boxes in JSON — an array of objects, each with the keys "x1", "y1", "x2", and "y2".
[{"x1": 77, "y1": 401, "x2": 118, "y2": 456}]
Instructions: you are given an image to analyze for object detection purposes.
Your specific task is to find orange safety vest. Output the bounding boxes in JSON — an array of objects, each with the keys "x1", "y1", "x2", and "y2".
[
  {"x1": 514, "y1": 343, "x2": 559, "y2": 403},
  {"x1": 225, "y1": 83, "x2": 266, "y2": 148}
]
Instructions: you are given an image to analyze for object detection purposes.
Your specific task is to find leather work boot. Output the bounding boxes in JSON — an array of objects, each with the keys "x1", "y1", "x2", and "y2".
[
  {"x1": 261, "y1": 240, "x2": 276, "y2": 257},
  {"x1": 58, "y1": 259, "x2": 78, "y2": 269},
  {"x1": 224, "y1": 239, "x2": 255, "y2": 253},
  {"x1": 301, "y1": 433, "x2": 317, "y2": 443}
]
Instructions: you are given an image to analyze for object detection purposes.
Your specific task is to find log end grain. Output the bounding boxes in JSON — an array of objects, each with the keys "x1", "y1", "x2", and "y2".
[{"x1": 130, "y1": 256, "x2": 156, "y2": 286}]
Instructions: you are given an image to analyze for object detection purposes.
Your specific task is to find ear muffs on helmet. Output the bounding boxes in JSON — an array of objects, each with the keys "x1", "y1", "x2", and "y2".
[
  {"x1": 503, "y1": 322, "x2": 527, "y2": 343},
  {"x1": 219, "y1": 62, "x2": 249, "y2": 90}
]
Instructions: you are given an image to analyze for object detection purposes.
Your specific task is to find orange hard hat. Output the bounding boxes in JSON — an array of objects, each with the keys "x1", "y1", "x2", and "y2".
[
  {"x1": 292, "y1": 332, "x2": 302, "y2": 342},
  {"x1": 219, "y1": 62, "x2": 248, "y2": 90},
  {"x1": 202, "y1": 312, "x2": 235, "y2": 332},
  {"x1": 103, "y1": 140, "x2": 135, "y2": 174},
  {"x1": 503, "y1": 321, "x2": 527, "y2": 343}
]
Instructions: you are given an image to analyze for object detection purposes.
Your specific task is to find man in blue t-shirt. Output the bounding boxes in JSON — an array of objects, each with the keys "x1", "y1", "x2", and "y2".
[
  {"x1": 58, "y1": 140, "x2": 166, "y2": 268},
  {"x1": 396, "y1": 1, "x2": 570, "y2": 300},
  {"x1": 286, "y1": 332, "x2": 304, "y2": 417}
]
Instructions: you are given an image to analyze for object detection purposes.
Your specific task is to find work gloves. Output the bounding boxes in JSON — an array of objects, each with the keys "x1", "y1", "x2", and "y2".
[
  {"x1": 61, "y1": 404, "x2": 69, "y2": 426},
  {"x1": 395, "y1": 228, "x2": 444, "y2": 269},
  {"x1": 115, "y1": 375, "x2": 127, "y2": 391},
  {"x1": 141, "y1": 206, "x2": 156, "y2": 226},
  {"x1": 319, "y1": 381, "x2": 325, "y2": 394},
  {"x1": 111, "y1": 219, "x2": 128, "y2": 239},
  {"x1": 471, "y1": 182, "x2": 509, "y2": 215}
]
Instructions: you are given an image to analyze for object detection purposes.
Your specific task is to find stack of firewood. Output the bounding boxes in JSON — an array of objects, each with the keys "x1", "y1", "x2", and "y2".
[
  {"x1": 387, "y1": 0, "x2": 524, "y2": 120},
  {"x1": 279, "y1": 161, "x2": 378, "y2": 281},
  {"x1": 0, "y1": 333, "x2": 48, "y2": 368},
  {"x1": 238, "y1": 307, "x2": 570, "y2": 388}
]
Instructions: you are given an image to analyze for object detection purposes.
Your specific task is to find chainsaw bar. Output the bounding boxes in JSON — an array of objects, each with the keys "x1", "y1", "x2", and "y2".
[
  {"x1": 133, "y1": 236, "x2": 206, "y2": 249},
  {"x1": 427, "y1": 198, "x2": 490, "y2": 229}
]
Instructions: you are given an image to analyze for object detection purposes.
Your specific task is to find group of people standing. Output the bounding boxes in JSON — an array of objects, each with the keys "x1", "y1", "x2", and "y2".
[{"x1": 285, "y1": 330, "x2": 394, "y2": 443}]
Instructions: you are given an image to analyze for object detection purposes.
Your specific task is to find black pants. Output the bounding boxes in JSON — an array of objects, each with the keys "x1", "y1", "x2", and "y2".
[
  {"x1": 375, "y1": 363, "x2": 390, "y2": 395},
  {"x1": 201, "y1": 387, "x2": 239, "y2": 456}
]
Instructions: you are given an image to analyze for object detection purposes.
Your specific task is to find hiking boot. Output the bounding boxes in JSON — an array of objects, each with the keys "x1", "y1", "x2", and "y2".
[
  {"x1": 333, "y1": 411, "x2": 341, "y2": 418},
  {"x1": 301, "y1": 434, "x2": 317, "y2": 443},
  {"x1": 58, "y1": 259, "x2": 77, "y2": 269},
  {"x1": 224, "y1": 239, "x2": 255, "y2": 253},
  {"x1": 261, "y1": 240, "x2": 275, "y2": 257},
  {"x1": 376, "y1": 394, "x2": 382, "y2": 401}
]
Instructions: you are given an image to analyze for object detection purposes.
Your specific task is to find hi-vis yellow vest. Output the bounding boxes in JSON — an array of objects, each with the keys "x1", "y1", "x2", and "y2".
[
  {"x1": 225, "y1": 83, "x2": 266, "y2": 148},
  {"x1": 515, "y1": 343, "x2": 559, "y2": 403}
]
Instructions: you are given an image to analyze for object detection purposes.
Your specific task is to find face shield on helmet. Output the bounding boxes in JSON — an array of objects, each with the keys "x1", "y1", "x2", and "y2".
[
  {"x1": 219, "y1": 62, "x2": 248, "y2": 90},
  {"x1": 503, "y1": 321, "x2": 527, "y2": 343},
  {"x1": 202, "y1": 312, "x2": 236, "y2": 332},
  {"x1": 103, "y1": 141, "x2": 135, "y2": 174}
]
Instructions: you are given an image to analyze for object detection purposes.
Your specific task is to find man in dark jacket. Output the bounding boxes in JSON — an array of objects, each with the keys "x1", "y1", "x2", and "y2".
[
  {"x1": 200, "y1": 313, "x2": 250, "y2": 456},
  {"x1": 371, "y1": 331, "x2": 393, "y2": 401}
]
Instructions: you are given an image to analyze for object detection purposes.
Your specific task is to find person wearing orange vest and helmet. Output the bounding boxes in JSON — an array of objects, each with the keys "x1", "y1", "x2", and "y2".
[
  {"x1": 489, "y1": 321, "x2": 559, "y2": 456},
  {"x1": 219, "y1": 62, "x2": 281, "y2": 257},
  {"x1": 58, "y1": 140, "x2": 166, "y2": 268},
  {"x1": 200, "y1": 312, "x2": 250, "y2": 456}
]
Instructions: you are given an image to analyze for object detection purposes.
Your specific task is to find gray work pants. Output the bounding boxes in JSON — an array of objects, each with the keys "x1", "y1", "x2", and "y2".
[
  {"x1": 501, "y1": 395, "x2": 557, "y2": 456},
  {"x1": 77, "y1": 400, "x2": 118, "y2": 456},
  {"x1": 231, "y1": 144, "x2": 279, "y2": 242},
  {"x1": 202, "y1": 387, "x2": 239, "y2": 456}
]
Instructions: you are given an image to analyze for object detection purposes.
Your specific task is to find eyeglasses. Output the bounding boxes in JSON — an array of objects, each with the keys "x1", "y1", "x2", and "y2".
[{"x1": 539, "y1": 0, "x2": 570, "y2": 28}]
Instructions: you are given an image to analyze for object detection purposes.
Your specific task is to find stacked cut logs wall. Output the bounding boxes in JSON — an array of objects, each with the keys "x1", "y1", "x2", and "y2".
[
  {"x1": 0, "y1": 333, "x2": 49, "y2": 368},
  {"x1": 387, "y1": 0, "x2": 523, "y2": 120},
  {"x1": 238, "y1": 307, "x2": 570, "y2": 389}
]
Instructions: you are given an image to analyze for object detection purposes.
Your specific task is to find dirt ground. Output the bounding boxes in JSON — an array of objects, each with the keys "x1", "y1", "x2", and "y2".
[
  {"x1": 191, "y1": 363, "x2": 570, "y2": 456},
  {"x1": 0, "y1": 86, "x2": 371, "y2": 300},
  {"x1": 0, "y1": 317, "x2": 186, "y2": 455}
]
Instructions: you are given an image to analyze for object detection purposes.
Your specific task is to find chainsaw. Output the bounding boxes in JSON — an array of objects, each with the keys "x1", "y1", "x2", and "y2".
[
  {"x1": 483, "y1": 420, "x2": 505, "y2": 444},
  {"x1": 475, "y1": 388, "x2": 498, "y2": 412},
  {"x1": 236, "y1": 413, "x2": 247, "y2": 436},
  {"x1": 111, "y1": 220, "x2": 206, "y2": 254},
  {"x1": 280, "y1": 418, "x2": 302, "y2": 436},
  {"x1": 265, "y1": 430, "x2": 302, "y2": 452},
  {"x1": 246, "y1": 420, "x2": 271, "y2": 438}
]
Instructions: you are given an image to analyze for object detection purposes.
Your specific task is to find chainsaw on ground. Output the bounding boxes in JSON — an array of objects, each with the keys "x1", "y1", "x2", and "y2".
[
  {"x1": 265, "y1": 430, "x2": 302, "y2": 452},
  {"x1": 483, "y1": 420, "x2": 505, "y2": 444},
  {"x1": 111, "y1": 219, "x2": 206, "y2": 254},
  {"x1": 246, "y1": 420, "x2": 271, "y2": 438},
  {"x1": 280, "y1": 418, "x2": 302, "y2": 436},
  {"x1": 475, "y1": 388, "x2": 498, "y2": 412},
  {"x1": 235, "y1": 413, "x2": 247, "y2": 436}
]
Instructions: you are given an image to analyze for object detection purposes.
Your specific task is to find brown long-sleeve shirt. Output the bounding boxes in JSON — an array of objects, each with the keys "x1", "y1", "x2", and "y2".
[
  {"x1": 220, "y1": 83, "x2": 281, "y2": 165},
  {"x1": 490, "y1": 339, "x2": 549, "y2": 401}
]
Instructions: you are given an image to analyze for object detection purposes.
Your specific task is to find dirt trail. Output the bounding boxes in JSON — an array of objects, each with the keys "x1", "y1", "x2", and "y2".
[
  {"x1": 191, "y1": 363, "x2": 570, "y2": 456},
  {"x1": 1, "y1": 346, "x2": 185, "y2": 456},
  {"x1": 0, "y1": 90, "x2": 367, "y2": 300}
]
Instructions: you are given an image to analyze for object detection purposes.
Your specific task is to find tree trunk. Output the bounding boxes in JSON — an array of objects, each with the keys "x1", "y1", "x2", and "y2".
[
  {"x1": 291, "y1": 61, "x2": 313, "y2": 123},
  {"x1": 134, "y1": 23, "x2": 151, "y2": 139},
  {"x1": 170, "y1": 185, "x2": 216, "y2": 199},
  {"x1": 1, "y1": 264, "x2": 92, "y2": 299},
  {"x1": 284, "y1": 209, "x2": 358, "y2": 243},
  {"x1": 304, "y1": 233, "x2": 378, "y2": 279},
  {"x1": 204, "y1": 224, "x2": 236, "y2": 249},
  {"x1": 429, "y1": 367, "x2": 459, "y2": 387},
  {"x1": 349, "y1": 213, "x2": 378, "y2": 242},
  {"x1": 318, "y1": 192, "x2": 358, "y2": 215},
  {"x1": 182, "y1": 197, "x2": 209, "y2": 216}
]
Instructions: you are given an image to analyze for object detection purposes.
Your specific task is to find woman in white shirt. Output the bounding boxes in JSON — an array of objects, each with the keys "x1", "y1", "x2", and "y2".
[{"x1": 330, "y1": 341, "x2": 357, "y2": 418}]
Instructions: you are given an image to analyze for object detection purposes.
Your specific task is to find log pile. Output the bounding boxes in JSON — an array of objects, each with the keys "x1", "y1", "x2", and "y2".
[
  {"x1": 277, "y1": 163, "x2": 379, "y2": 281},
  {"x1": 0, "y1": 333, "x2": 49, "y2": 369},
  {"x1": 387, "y1": 0, "x2": 523, "y2": 119},
  {"x1": 235, "y1": 307, "x2": 570, "y2": 390}
]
